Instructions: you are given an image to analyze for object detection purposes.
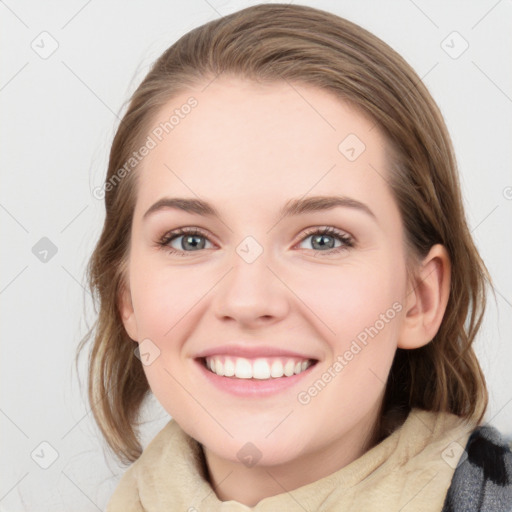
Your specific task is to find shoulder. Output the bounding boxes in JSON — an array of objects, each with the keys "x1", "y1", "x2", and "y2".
[{"x1": 441, "y1": 423, "x2": 512, "y2": 512}]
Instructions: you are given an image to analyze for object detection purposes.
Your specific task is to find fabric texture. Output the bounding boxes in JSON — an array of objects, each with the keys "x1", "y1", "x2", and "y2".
[
  {"x1": 441, "y1": 423, "x2": 512, "y2": 512},
  {"x1": 106, "y1": 407, "x2": 502, "y2": 511}
]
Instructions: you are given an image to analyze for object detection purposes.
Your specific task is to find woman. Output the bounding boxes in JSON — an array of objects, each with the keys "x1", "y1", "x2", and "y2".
[{"x1": 77, "y1": 4, "x2": 512, "y2": 510}]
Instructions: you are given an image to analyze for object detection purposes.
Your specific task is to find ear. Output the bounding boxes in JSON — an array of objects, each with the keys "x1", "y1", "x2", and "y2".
[
  {"x1": 397, "y1": 244, "x2": 451, "y2": 349},
  {"x1": 118, "y1": 280, "x2": 139, "y2": 342}
]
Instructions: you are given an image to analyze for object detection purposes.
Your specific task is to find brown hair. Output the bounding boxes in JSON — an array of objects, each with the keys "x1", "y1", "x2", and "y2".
[{"x1": 77, "y1": 3, "x2": 493, "y2": 465}]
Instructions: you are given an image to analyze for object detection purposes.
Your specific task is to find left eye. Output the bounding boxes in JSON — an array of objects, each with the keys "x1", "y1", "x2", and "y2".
[
  {"x1": 296, "y1": 227, "x2": 354, "y2": 253},
  {"x1": 160, "y1": 229, "x2": 213, "y2": 252}
]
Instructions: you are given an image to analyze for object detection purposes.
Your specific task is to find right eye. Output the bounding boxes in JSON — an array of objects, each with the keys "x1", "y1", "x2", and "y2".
[{"x1": 158, "y1": 227, "x2": 215, "y2": 255}]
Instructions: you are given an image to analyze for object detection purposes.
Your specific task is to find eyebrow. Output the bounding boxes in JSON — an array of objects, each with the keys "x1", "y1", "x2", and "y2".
[{"x1": 142, "y1": 195, "x2": 377, "y2": 222}]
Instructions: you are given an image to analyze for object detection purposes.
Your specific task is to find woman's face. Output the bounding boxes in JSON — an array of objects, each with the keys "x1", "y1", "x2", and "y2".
[{"x1": 121, "y1": 76, "x2": 411, "y2": 471}]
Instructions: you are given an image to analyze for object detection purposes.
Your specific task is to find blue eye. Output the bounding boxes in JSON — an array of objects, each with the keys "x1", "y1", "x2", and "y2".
[
  {"x1": 158, "y1": 226, "x2": 354, "y2": 256},
  {"x1": 297, "y1": 226, "x2": 354, "y2": 254},
  {"x1": 159, "y1": 228, "x2": 213, "y2": 253}
]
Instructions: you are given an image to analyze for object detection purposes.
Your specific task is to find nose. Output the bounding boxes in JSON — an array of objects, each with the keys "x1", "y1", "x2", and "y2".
[{"x1": 212, "y1": 252, "x2": 290, "y2": 329}]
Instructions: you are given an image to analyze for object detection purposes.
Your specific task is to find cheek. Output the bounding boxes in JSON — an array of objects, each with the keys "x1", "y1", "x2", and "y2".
[
  {"x1": 128, "y1": 261, "x2": 206, "y2": 404},
  {"x1": 139, "y1": 361, "x2": 192, "y2": 426},
  {"x1": 129, "y1": 257, "x2": 202, "y2": 338},
  {"x1": 293, "y1": 258, "x2": 403, "y2": 341},
  {"x1": 295, "y1": 258, "x2": 404, "y2": 405}
]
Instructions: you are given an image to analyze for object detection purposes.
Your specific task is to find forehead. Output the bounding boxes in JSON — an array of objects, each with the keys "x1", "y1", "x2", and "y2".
[{"x1": 134, "y1": 77, "x2": 392, "y2": 218}]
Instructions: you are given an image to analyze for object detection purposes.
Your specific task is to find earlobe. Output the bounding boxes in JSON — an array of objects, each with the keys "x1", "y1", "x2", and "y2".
[
  {"x1": 397, "y1": 244, "x2": 451, "y2": 350},
  {"x1": 118, "y1": 282, "x2": 139, "y2": 342}
]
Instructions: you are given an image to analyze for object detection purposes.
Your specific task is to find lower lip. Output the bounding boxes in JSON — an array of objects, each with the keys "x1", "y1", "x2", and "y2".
[{"x1": 195, "y1": 359, "x2": 317, "y2": 398}]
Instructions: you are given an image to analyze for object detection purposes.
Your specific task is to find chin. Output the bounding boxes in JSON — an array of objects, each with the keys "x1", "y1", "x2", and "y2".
[{"x1": 200, "y1": 427, "x2": 310, "y2": 467}]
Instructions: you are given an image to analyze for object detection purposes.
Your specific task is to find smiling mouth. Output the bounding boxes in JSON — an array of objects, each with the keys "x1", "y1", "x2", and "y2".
[{"x1": 198, "y1": 356, "x2": 318, "y2": 380}]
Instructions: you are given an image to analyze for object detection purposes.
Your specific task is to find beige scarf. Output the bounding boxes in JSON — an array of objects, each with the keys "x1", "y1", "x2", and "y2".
[{"x1": 106, "y1": 408, "x2": 475, "y2": 511}]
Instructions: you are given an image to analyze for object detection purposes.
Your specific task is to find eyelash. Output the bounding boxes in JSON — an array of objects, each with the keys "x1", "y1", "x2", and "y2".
[{"x1": 157, "y1": 226, "x2": 354, "y2": 257}]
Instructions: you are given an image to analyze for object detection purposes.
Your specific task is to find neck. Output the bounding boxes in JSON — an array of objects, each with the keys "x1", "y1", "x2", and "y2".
[{"x1": 202, "y1": 407, "x2": 381, "y2": 506}]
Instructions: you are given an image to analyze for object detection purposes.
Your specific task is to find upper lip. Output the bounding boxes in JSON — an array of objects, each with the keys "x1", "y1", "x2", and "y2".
[{"x1": 194, "y1": 344, "x2": 318, "y2": 360}]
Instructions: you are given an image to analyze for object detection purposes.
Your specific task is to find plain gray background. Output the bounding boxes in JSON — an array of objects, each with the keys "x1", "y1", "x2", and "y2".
[{"x1": 1, "y1": 0, "x2": 511, "y2": 510}]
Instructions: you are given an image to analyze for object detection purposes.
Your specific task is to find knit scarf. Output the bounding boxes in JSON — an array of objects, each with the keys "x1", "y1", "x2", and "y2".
[
  {"x1": 106, "y1": 408, "x2": 512, "y2": 511},
  {"x1": 441, "y1": 422, "x2": 512, "y2": 511}
]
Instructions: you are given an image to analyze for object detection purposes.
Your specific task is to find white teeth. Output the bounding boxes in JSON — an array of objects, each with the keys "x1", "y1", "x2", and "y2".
[
  {"x1": 224, "y1": 358, "x2": 235, "y2": 377},
  {"x1": 204, "y1": 356, "x2": 314, "y2": 379},
  {"x1": 216, "y1": 359, "x2": 225, "y2": 376},
  {"x1": 270, "y1": 360, "x2": 284, "y2": 378},
  {"x1": 253, "y1": 359, "x2": 271, "y2": 379},
  {"x1": 284, "y1": 360, "x2": 295, "y2": 377},
  {"x1": 235, "y1": 358, "x2": 252, "y2": 379}
]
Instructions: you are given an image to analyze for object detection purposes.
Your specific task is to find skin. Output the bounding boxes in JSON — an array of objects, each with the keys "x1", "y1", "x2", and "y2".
[{"x1": 120, "y1": 76, "x2": 451, "y2": 506}]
